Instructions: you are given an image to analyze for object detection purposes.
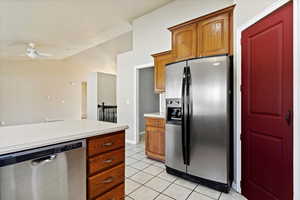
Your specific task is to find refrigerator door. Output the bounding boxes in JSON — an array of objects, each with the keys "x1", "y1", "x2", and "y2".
[
  {"x1": 165, "y1": 61, "x2": 187, "y2": 99},
  {"x1": 165, "y1": 61, "x2": 187, "y2": 172},
  {"x1": 187, "y1": 56, "x2": 230, "y2": 184}
]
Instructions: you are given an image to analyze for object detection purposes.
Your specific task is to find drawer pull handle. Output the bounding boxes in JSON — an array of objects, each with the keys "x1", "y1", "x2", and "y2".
[
  {"x1": 102, "y1": 177, "x2": 114, "y2": 184},
  {"x1": 103, "y1": 158, "x2": 114, "y2": 163},
  {"x1": 102, "y1": 142, "x2": 113, "y2": 147},
  {"x1": 108, "y1": 198, "x2": 116, "y2": 200}
]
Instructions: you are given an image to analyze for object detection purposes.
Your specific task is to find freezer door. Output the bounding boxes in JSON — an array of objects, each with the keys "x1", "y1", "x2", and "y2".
[
  {"x1": 165, "y1": 61, "x2": 187, "y2": 172},
  {"x1": 165, "y1": 61, "x2": 187, "y2": 99},
  {"x1": 187, "y1": 56, "x2": 230, "y2": 184}
]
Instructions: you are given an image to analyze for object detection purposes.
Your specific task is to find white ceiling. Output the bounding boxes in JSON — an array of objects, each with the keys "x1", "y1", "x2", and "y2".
[{"x1": 0, "y1": 0, "x2": 173, "y2": 60}]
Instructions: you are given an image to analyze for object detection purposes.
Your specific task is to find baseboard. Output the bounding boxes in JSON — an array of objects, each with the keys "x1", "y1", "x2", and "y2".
[
  {"x1": 139, "y1": 131, "x2": 145, "y2": 135},
  {"x1": 231, "y1": 182, "x2": 237, "y2": 191},
  {"x1": 231, "y1": 182, "x2": 241, "y2": 193},
  {"x1": 125, "y1": 139, "x2": 137, "y2": 144}
]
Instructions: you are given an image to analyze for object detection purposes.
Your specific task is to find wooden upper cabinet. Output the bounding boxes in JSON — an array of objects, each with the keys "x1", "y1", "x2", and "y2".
[
  {"x1": 171, "y1": 24, "x2": 197, "y2": 61},
  {"x1": 152, "y1": 5, "x2": 234, "y2": 94},
  {"x1": 152, "y1": 51, "x2": 172, "y2": 93},
  {"x1": 197, "y1": 13, "x2": 231, "y2": 57}
]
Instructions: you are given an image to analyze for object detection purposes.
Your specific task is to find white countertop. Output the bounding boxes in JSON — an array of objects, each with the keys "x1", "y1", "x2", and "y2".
[
  {"x1": 0, "y1": 120, "x2": 128, "y2": 155},
  {"x1": 144, "y1": 112, "x2": 165, "y2": 119}
]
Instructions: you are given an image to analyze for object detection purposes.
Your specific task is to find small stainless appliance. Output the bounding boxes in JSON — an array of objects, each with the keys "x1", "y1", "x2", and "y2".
[
  {"x1": 165, "y1": 55, "x2": 233, "y2": 192},
  {"x1": 0, "y1": 140, "x2": 86, "y2": 200}
]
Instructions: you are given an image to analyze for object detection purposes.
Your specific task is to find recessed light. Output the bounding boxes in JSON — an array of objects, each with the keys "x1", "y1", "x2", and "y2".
[{"x1": 213, "y1": 62, "x2": 221, "y2": 66}]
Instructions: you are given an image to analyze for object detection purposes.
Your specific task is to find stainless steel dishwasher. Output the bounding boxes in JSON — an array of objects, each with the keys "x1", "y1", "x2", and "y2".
[{"x1": 0, "y1": 140, "x2": 86, "y2": 200}]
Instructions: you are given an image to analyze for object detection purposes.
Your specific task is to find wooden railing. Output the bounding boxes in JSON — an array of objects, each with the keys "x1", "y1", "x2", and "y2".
[{"x1": 98, "y1": 102, "x2": 117, "y2": 123}]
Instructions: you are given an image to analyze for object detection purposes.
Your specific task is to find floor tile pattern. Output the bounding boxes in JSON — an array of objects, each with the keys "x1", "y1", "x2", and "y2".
[{"x1": 125, "y1": 142, "x2": 247, "y2": 200}]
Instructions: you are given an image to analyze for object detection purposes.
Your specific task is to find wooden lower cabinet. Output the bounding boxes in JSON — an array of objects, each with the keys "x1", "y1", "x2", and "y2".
[
  {"x1": 87, "y1": 131, "x2": 125, "y2": 200},
  {"x1": 95, "y1": 184, "x2": 124, "y2": 200},
  {"x1": 88, "y1": 148, "x2": 125, "y2": 176},
  {"x1": 145, "y1": 117, "x2": 165, "y2": 162},
  {"x1": 87, "y1": 132, "x2": 125, "y2": 157}
]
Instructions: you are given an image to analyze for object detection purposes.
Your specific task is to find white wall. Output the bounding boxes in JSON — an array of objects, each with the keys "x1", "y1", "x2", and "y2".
[
  {"x1": 0, "y1": 32, "x2": 132, "y2": 126},
  {"x1": 0, "y1": 59, "x2": 82, "y2": 125},
  {"x1": 117, "y1": 51, "x2": 135, "y2": 142},
  {"x1": 67, "y1": 32, "x2": 132, "y2": 75},
  {"x1": 234, "y1": 0, "x2": 281, "y2": 27}
]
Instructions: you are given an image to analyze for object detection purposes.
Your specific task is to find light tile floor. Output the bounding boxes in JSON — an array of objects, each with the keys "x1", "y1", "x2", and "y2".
[{"x1": 125, "y1": 142, "x2": 247, "y2": 200}]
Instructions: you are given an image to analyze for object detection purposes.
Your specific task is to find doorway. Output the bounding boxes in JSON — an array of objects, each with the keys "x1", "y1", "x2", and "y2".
[
  {"x1": 241, "y1": 2, "x2": 293, "y2": 200},
  {"x1": 138, "y1": 67, "x2": 160, "y2": 142},
  {"x1": 134, "y1": 64, "x2": 160, "y2": 144}
]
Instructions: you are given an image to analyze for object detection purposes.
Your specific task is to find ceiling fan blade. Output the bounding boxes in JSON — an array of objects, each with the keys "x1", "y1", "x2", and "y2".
[{"x1": 38, "y1": 52, "x2": 52, "y2": 57}]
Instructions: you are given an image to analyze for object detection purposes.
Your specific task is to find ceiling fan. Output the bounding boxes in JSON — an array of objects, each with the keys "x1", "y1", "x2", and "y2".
[{"x1": 23, "y1": 43, "x2": 52, "y2": 59}]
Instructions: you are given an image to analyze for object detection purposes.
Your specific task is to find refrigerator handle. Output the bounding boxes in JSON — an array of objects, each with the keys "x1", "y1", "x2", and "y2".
[
  {"x1": 186, "y1": 66, "x2": 191, "y2": 166},
  {"x1": 181, "y1": 67, "x2": 187, "y2": 165}
]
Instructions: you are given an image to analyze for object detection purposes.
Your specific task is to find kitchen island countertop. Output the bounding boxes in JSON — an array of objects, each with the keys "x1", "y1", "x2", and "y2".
[{"x1": 0, "y1": 120, "x2": 128, "y2": 155}]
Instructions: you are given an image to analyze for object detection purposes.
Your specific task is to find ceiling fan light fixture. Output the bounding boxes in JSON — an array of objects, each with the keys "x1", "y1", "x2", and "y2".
[{"x1": 24, "y1": 42, "x2": 52, "y2": 59}]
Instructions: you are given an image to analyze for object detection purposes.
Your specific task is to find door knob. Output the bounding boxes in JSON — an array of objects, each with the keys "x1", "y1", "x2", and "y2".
[{"x1": 285, "y1": 110, "x2": 292, "y2": 125}]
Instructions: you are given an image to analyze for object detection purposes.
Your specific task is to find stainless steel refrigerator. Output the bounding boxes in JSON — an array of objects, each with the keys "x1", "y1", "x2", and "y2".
[{"x1": 165, "y1": 55, "x2": 233, "y2": 192}]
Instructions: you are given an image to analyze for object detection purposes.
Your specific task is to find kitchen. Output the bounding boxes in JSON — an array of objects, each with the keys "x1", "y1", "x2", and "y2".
[{"x1": 1, "y1": 0, "x2": 300, "y2": 200}]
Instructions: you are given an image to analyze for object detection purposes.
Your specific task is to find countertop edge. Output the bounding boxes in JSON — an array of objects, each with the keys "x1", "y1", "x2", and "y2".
[
  {"x1": 0, "y1": 125, "x2": 128, "y2": 156},
  {"x1": 144, "y1": 113, "x2": 166, "y2": 119}
]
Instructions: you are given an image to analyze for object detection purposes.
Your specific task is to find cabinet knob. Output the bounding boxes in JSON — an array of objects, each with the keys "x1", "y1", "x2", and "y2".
[
  {"x1": 103, "y1": 158, "x2": 114, "y2": 163},
  {"x1": 101, "y1": 177, "x2": 114, "y2": 184},
  {"x1": 102, "y1": 142, "x2": 114, "y2": 147}
]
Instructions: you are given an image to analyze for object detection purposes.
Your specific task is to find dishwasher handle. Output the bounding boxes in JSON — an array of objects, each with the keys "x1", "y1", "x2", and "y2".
[
  {"x1": 0, "y1": 139, "x2": 86, "y2": 168},
  {"x1": 31, "y1": 154, "x2": 57, "y2": 166}
]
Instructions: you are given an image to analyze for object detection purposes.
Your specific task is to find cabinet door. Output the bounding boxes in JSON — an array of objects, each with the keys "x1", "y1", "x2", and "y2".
[
  {"x1": 172, "y1": 24, "x2": 197, "y2": 61},
  {"x1": 146, "y1": 126, "x2": 165, "y2": 161},
  {"x1": 152, "y1": 51, "x2": 172, "y2": 93},
  {"x1": 197, "y1": 13, "x2": 230, "y2": 57}
]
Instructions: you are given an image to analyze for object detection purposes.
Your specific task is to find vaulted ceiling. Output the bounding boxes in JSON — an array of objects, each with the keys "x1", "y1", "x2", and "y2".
[{"x1": 0, "y1": 0, "x2": 173, "y2": 60}]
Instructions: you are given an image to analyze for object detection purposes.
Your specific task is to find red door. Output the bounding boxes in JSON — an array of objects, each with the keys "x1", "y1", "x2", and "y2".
[{"x1": 242, "y1": 2, "x2": 293, "y2": 200}]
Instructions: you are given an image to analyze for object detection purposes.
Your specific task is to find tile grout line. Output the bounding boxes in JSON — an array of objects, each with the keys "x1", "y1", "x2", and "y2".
[
  {"x1": 126, "y1": 163, "x2": 168, "y2": 197},
  {"x1": 150, "y1": 171, "x2": 179, "y2": 200},
  {"x1": 127, "y1": 171, "x2": 165, "y2": 198},
  {"x1": 218, "y1": 191, "x2": 222, "y2": 200},
  {"x1": 191, "y1": 185, "x2": 220, "y2": 200},
  {"x1": 126, "y1": 163, "x2": 177, "y2": 200},
  {"x1": 184, "y1": 183, "x2": 198, "y2": 200}
]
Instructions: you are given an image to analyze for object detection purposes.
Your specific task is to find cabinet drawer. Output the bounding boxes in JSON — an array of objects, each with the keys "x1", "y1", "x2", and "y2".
[
  {"x1": 95, "y1": 184, "x2": 124, "y2": 200},
  {"x1": 88, "y1": 164, "x2": 124, "y2": 199},
  {"x1": 88, "y1": 148, "x2": 125, "y2": 176},
  {"x1": 145, "y1": 118, "x2": 165, "y2": 128},
  {"x1": 88, "y1": 132, "x2": 125, "y2": 157}
]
